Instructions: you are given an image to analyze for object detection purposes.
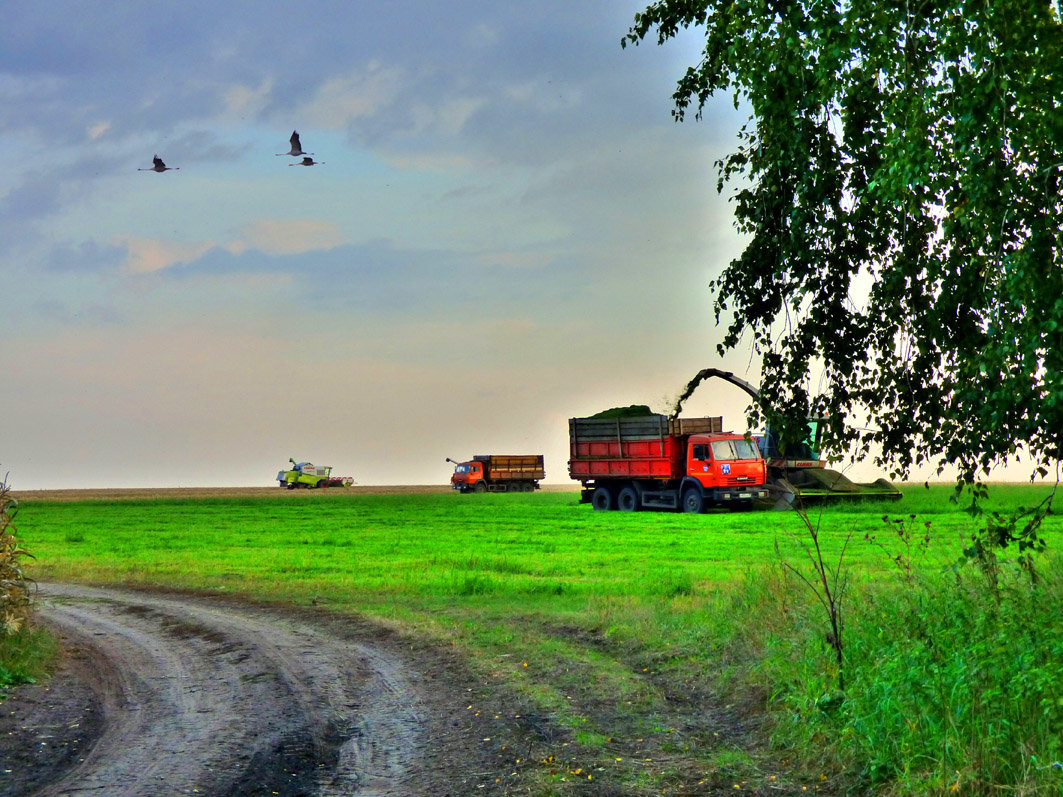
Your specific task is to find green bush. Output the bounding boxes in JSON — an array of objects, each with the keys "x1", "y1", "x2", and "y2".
[{"x1": 754, "y1": 549, "x2": 1063, "y2": 795}]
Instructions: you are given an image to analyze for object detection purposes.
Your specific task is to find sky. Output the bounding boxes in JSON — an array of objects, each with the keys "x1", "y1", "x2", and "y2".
[{"x1": 0, "y1": 1, "x2": 924, "y2": 489}]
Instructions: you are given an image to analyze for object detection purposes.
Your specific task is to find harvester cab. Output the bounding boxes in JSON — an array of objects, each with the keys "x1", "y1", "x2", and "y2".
[{"x1": 679, "y1": 368, "x2": 900, "y2": 504}]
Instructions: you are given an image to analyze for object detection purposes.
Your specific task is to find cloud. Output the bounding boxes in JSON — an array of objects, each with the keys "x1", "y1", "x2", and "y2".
[
  {"x1": 471, "y1": 250, "x2": 553, "y2": 269},
  {"x1": 116, "y1": 237, "x2": 214, "y2": 274},
  {"x1": 234, "y1": 219, "x2": 347, "y2": 256},
  {"x1": 112, "y1": 216, "x2": 349, "y2": 274},
  {"x1": 45, "y1": 240, "x2": 126, "y2": 273},
  {"x1": 32, "y1": 298, "x2": 123, "y2": 326},
  {"x1": 295, "y1": 63, "x2": 405, "y2": 131},
  {"x1": 87, "y1": 121, "x2": 112, "y2": 141},
  {"x1": 408, "y1": 95, "x2": 487, "y2": 138},
  {"x1": 222, "y1": 77, "x2": 275, "y2": 120}
]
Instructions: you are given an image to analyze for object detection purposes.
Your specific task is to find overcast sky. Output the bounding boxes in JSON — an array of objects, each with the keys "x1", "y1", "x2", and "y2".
[{"x1": 1, "y1": 1, "x2": 899, "y2": 489}]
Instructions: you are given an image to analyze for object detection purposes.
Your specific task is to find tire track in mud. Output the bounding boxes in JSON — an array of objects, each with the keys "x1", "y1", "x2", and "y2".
[{"x1": 27, "y1": 584, "x2": 423, "y2": 796}]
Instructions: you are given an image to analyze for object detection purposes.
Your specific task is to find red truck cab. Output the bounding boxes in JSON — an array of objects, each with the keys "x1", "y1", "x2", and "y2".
[
  {"x1": 450, "y1": 460, "x2": 484, "y2": 491},
  {"x1": 683, "y1": 434, "x2": 767, "y2": 510}
]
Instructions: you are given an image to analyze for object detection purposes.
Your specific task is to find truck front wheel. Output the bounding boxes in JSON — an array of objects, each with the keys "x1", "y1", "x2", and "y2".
[
  {"x1": 591, "y1": 486, "x2": 614, "y2": 511},
  {"x1": 474, "y1": 481, "x2": 487, "y2": 493},
  {"x1": 682, "y1": 487, "x2": 704, "y2": 514},
  {"x1": 617, "y1": 486, "x2": 639, "y2": 512}
]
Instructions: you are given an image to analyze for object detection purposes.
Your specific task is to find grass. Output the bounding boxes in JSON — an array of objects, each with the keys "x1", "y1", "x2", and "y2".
[
  {"x1": 10, "y1": 483, "x2": 1063, "y2": 795},
  {"x1": 0, "y1": 625, "x2": 56, "y2": 694}
]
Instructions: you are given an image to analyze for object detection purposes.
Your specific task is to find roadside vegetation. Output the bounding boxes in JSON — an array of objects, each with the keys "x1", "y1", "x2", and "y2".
[
  {"x1": 14, "y1": 484, "x2": 1063, "y2": 795},
  {"x1": 0, "y1": 478, "x2": 53, "y2": 696}
]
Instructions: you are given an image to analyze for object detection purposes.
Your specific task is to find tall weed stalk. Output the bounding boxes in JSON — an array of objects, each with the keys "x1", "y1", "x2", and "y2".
[
  {"x1": 774, "y1": 503, "x2": 852, "y2": 691},
  {"x1": 0, "y1": 474, "x2": 50, "y2": 695},
  {"x1": 0, "y1": 475, "x2": 33, "y2": 635}
]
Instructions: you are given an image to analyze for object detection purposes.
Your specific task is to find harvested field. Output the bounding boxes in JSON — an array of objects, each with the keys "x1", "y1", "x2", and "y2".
[{"x1": 11, "y1": 484, "x2": 578, "y2": 502}]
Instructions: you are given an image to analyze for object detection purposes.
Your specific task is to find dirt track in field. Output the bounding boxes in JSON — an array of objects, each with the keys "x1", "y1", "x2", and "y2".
[
  {"x1": 2, "y1": 583, "x2": 539, "y2": 797},
  {"x1": 0, "y1": 486, "x2": 573, "y2": 796}
]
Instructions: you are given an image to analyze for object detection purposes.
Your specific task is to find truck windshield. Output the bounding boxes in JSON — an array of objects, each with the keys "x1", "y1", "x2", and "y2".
[
  {"x1": 454, "y1": 464, "x2": 471, "y2": 474},
  {"x1": 710, "y1": 439, "x2": 760, "y2": 461}
]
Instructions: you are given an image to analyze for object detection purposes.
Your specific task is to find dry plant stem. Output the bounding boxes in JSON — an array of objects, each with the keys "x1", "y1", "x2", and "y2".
[
  {"x1": 1, "y1": 475, "x2": 34, "y2": 635},
  {"x1": 777, "y1": 502, "x2": 852, "y2": 692}
]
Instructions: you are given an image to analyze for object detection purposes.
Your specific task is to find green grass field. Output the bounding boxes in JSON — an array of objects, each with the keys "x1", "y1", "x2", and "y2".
[
  {"x1": 18, "y1": 485, "x2": 1036, "y2": 598},
  {"x1": 11, "y1": 483, "x2": 1063, "y2": 795}
]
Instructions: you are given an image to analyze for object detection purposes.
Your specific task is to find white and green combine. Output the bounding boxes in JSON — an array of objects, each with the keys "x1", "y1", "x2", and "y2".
[{"x1": 276, "y1": 459, "x2": 354, "y2": 489}]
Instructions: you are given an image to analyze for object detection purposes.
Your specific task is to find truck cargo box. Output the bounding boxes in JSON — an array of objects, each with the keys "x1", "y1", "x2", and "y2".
[
  {"x1": 568, "y1": 415, "x2": 724, "y2": 481},
  {"x1": 477, "y1": 454, "x2": 546, "y2": 481}
]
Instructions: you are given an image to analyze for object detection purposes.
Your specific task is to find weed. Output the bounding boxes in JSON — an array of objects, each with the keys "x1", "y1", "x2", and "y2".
[
  {"x1": 0, "y1": 474, "x2": 53, "y2": 695},
  {"x1": 0, "y1": 475, "x2": 34, "y2": 635},
  {"x1": 865, "y1": 513, "x2": 934, "y2": 584},
  {"x1": 774, "y1": 502, "x2": 852, "y2": 691}
]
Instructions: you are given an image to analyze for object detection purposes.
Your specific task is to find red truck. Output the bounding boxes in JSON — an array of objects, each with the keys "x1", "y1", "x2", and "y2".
[
  {"x1": 568, "y1": 414, "x2": 768, "y2": 512},
  {"x1": 447, "y1": 455, "x2": 545, "y2": 493}
]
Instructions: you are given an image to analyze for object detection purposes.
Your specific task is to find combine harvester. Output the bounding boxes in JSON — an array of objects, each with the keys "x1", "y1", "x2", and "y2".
[
  {"x1": 679, "y1": 369, "x2": 900, "y2": 504},
  {"x1": 276, "y1": 459, "x2": 354, "y2": 489}
]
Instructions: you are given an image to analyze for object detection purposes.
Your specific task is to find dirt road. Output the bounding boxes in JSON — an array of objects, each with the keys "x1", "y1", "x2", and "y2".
[{"x1": 1, "y1": 584, "x2": 523, "y2": 796}]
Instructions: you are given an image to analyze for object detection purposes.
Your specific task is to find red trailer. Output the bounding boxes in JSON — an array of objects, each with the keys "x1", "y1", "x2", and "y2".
[{"x1": 568, "y1": 414, "x2": 768, "y2": 512}]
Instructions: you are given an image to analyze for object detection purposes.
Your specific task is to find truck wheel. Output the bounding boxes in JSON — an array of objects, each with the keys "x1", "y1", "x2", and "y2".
[
  {"x1": 474, "y1": 481, "x2": 487, "y2": 493},
  {"x1": 617, "y1": 486, "x2": 639, "y2": 512},
  {"x1": 591, "y1": 487, "x2": 614, "y2": 511},
  {"x1": 682, "y1": 488, "x2": 704, "y2": 514}
]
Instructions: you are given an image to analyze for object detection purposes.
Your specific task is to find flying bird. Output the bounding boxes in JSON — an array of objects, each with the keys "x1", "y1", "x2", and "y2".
[
  {"x1": 289, "y1": 156, "x2": 324, "y2": 166},
  {"x1": 276, "y1": 130, "x2": 312, "y2": 157},
  {"x1": 138, "y1": 155, "x2": 178, "y2": 172}
]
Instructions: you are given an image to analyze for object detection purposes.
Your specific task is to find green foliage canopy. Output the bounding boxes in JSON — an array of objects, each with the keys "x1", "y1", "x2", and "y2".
[{"x1": 625, "y1": 0, "x2": 1063, "y2": 484}]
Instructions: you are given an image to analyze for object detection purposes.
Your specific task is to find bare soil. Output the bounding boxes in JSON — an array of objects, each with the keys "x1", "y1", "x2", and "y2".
[
  {"x1": 10, "y1": 485, "x2": 578, "y2": 503},
  {"x1": 2, "y1": 583, "x2": 547, "y2": 796}
]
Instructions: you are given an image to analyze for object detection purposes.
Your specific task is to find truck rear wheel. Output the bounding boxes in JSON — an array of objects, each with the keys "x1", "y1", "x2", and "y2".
[
  {"x1": 682, "y1": 487, "x2": 704, "y2": 514},
  {"x1": 617, "y1": 486, "x2": 639, "y2": 512},
  {"x1": 591, "y1": 486, "x2": 614, "y2": 511}
]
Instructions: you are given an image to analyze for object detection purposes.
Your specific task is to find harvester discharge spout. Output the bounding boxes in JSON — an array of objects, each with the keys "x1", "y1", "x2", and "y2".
[{"x1": 676, "y1": 368, "x2": 901, "y2": 505}]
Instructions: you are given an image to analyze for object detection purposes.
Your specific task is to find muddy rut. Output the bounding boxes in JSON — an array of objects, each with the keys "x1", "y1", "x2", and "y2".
[{"x1": 7, "y1": 584, "x2": 466, "y2": 797}]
